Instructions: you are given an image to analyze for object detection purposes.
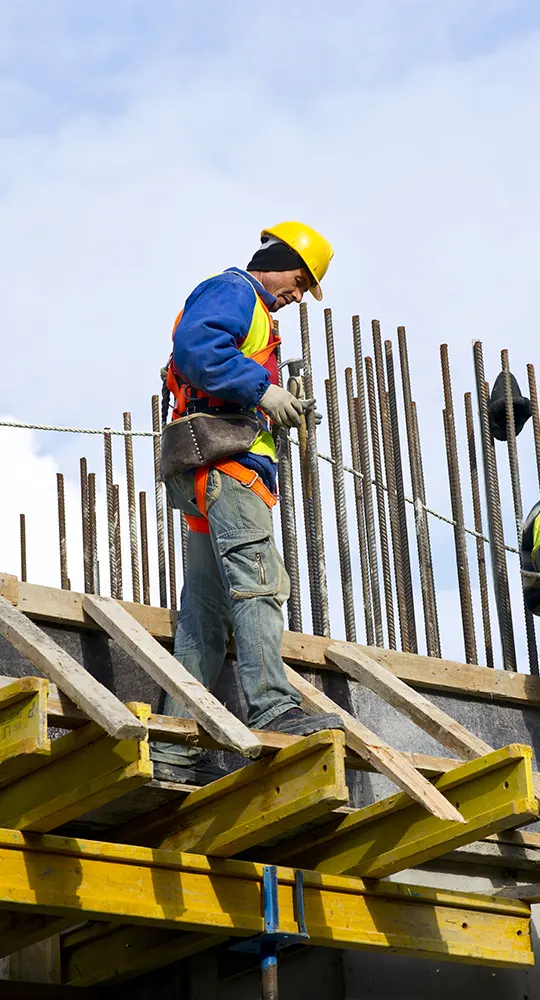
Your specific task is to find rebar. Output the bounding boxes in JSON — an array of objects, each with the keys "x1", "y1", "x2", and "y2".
[
  {"x1": 345, "y1": 367, "x2": 374, "y2": 644},
  {"x1": 324, "y1": 309, "x2": 356, "y2": 641},
  {"x1": 352, "y1": 317, "x2": 383, "y2": 645},
  {"x1": 88, "y1": 472, "x2": 100, "y2": 595},
  {"x1": 384, "y1": 338, "x2": 417, "y2": 652},
  {"x1": 440, "y1": 345, "x2": 478, "y2": 665},
  {"x1": 167, "y1": 503, "x2": 177, "y2": 611},
  {"x1": 112, "y1": 483, "x2": 123, "y2": 600},
  {"x1": 56, "y1": 473, "x2": 70, "y2": 590},
  {"x1": 473, "y1": 340, "x2": 517, "y2": 671},
  {"x1": 397, "y1": 327, "x2": 440, "y2": 657},
  {"x1": 19, "y1": 514, "x2": 27, "y2": 583},
  {"x1": 277, "y1": 346, "x2": 302, "y2": 632},
  {"x1": 464, "y1": 392, "x2": 493, "y2": 667},
  {"x1": 152, "y1": 396, "x2": 168, "y2": 609},
  {"x1": 139, "y1": 491, "x2": 151, "y2": 606},
  {"x1": 365, "y1": 355, "x2": 396, "y2": 648},
  {"x1": 502, "y1": 350, "x2": 538, "y2": 675},
  {"x1": 123, "y1": 411, "x2": 141, "y2": 603},
  {"x1": 299, "y1": 302, "x2": 330, "y2": 636},
  {"x1": 103, "y1": 429, "x2": 118, "y2": 598},
  {"x1": 527, "y1": 363, "x2": 540, "y2": 491},
  {"x1": 180, "y1": 513, "x2": 188, "y2": 578},
  {"x1": 80, "y1": 457, "x2": 92, "y2": 594},
  {"x1": 372, "y1": 321, "x2": 409, "y2": 651}
]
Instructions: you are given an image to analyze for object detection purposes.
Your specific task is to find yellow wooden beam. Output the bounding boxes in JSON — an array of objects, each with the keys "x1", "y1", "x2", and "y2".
[
  {"x1": 270, "y1": 744, "x2": 538, "y2": 878},
  {"x1": 0, "y1": 827, "x2": 531, "y2": 972},
  {"x1": 0, "y1": 678, "x2": 50, "y2": 787},
  {"x1": 0, "y1": 703, "x2": 152, "y2": 832},
  {"x1": 118, "y1": 730, "x2": 348, "y2": 854}
]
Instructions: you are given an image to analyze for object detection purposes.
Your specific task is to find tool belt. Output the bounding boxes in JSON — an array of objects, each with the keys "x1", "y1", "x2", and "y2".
[{"x1": 160, "y1": 403, "x2": 263, "y2": 481}]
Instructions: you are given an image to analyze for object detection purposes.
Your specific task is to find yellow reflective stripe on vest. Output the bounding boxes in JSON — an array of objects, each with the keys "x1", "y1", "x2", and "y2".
[{"x1": 532, "y1": 513, "x2": 540, "y2": 569}]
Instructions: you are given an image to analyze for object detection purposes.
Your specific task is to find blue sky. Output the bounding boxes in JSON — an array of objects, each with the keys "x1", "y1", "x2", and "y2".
[{"x1": 1, "y1": 1, "x2": 540, "y2": 662}]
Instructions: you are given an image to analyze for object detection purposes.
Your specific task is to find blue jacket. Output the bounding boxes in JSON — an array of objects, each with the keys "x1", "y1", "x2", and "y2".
[{"x1": 173, "y1": 268, "x2": 278, "y2": 491}]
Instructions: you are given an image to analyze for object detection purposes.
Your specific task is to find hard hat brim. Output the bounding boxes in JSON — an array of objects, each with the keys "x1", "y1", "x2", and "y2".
[{"x1": 309, "y1": 282, "x2": 323, "y2": 301}]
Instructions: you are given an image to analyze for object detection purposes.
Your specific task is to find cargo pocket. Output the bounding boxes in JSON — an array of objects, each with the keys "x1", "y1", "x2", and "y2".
[{"x1": 217, "y1": 531, "x2": 281, "y2": 600}]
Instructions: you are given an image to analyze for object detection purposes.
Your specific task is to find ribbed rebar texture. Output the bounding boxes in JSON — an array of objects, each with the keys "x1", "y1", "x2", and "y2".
[
  {"x1": 502, "y1": 350, "x2": 538, "y2": 675},
  {"x1": 88, "y1": 472, "x2": 99, "y2": 594},
  {"x1": 384, "y1": 338, "x2": 417, "y2": 653},
  {"x1": 277, "y1": 346, "x2": 302, "y2": 632},
  {"x1": 139, "y1": 491, "x2": 151, "y2": 606},
  {"x1": 324, "y1": 309, "x2": 356, "y2": 641},
  {"x1": 527, "y1": 364, "x2": 540, "y2": 491},
  {"x1": 352, "y1": 317, "x2": 383, "y2": 645},
  {"x1": 440, "y1": 344, "x2": 478, "y2": 665},
  {"x1": 372, "y1": 321, "x2": 409, "y2": 651},
  {"x1": 397, "y1": 327, "x2": 440, "y2": 657},
  {"x1": 180, "y1": 512, "x2": 188, "y2": 578},
  {"x1": 151, "y1": 395, "x2": 168, "y2": 608},
  {"x1": 123, "y1": 412, "x2": 141, "y2": 603},
  {"x1": 365, "y1": 355, "x2": 396, "y2": 649},
  {"x1": 473, "y1": 340, "x2": 517, "y2": 671},
  {"x1": 19, "y1": 514, "x2": 27, "y2": 583},
  {"x1": 112, "y1": 483, "x2": 123, "y2": 601},
  {"x1": 56, "y1": 473, "x2": 70, "y2": 590},
  {"x1": 103, "y1": 429, "x2": 118, "y2": 598},
  {"x1": 345, "y1": 367, "x2": 374, "y2": 643},
  {"x1": 80, "y1": 457, "x2": 92, "y2": 595},
  {"x1": 299, "y1": 302, "x2": 330, "y2": 636},
  {"x1": 464, "y1": 392, "x2": 493, "y2": 668},
  {"x1": 167, "y1": 503, "x2": 177, "y2": 611}
]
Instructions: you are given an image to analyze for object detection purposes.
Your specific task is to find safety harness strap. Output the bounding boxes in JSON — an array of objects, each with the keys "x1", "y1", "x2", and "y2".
[{"x1": 184, "y1": 460, "x2": 277, "y2": 535}]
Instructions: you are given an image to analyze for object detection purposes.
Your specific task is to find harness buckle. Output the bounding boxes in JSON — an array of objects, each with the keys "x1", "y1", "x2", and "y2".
[{"x1": 241, "y1": 470, "x2": 259, "y2": 489}]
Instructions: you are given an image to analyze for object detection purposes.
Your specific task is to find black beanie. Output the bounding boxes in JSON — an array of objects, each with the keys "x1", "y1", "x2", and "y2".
[{"x1": 246, "y1": 238, "x2": 311, "y2": 278}]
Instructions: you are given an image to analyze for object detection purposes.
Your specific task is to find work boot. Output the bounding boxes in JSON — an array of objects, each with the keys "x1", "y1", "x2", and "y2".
[
  {"x1": 152, "y1": 749, "x2": 246, "y2": 787},
  {"x1": 487, "y1": 371, "x2": 531, "y2": 441},
  {"x1": 259, "y1": 707, "x2": 345, "y2": 736}
]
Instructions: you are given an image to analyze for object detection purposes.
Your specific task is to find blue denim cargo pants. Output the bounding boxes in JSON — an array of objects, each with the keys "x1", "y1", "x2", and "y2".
[{"x1": 151, "y1": 467, "x2": 301, "y2": 766}]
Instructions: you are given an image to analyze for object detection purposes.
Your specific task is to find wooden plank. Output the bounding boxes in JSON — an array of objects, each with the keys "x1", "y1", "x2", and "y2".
[
  {"x1": 0, "y1": 596, "x2": 145, "y2": 740},
  {"x1": 82, "y1": 594, "x2": 262, "y2": 758},
  {"x1": 270, "y1": 745, "x2": 537, "y2": 878},
  {"x1": 0, "y1": 912, "x2": 73, "y2": 960},
  {"x1": 0, "y1": 572, "x2": 19, "y2": 606},
  {"x1": 6, "y1": 576, "x2": 540, "y2": 710},
  {"x1": 0, "y1": 679, "x2": 50, "y2": 788},
  {"x1": 284, "y1": 664, "x2": 465, "y2": 823},
  {"x1": 116, "y1": 730, "x2": 348, "y2": 854},
  {"x1": 0, "y1": 829, "x2": 531, "y2": 968},
  {"x1": 0, "y1": 704, "x2": 152, "y2": 832},
  {"x1": 327, "y1": 641, "x2": 493, "y2": 759}
]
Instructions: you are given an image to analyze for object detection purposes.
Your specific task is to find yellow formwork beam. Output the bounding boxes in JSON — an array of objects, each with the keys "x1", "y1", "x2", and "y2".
[
  {"x1": 120, "y1": 730, "x2": 348, "y2": 855},
  {"x1": 271, "y1": 744, "x2": 537, "y2": 878},
  {"x1": 0, "y1": 703, "x2": 152, "y2": 832},
  {"x1": 0, "y1": 677, "x2": 50, "y2": 787},
  {"x1": 0, "y1": 828, "x2": 531, "y2": 974}
]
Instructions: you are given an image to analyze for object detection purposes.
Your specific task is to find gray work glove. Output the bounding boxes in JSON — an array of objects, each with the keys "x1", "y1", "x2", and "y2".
[{"x1": 260, "y1": 384, "x2": 318, "y2": 429}]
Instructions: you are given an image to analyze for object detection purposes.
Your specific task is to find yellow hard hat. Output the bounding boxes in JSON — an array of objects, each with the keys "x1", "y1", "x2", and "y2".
[{"x1": 261, "y1": 221, "x2": 333, "y2": 301}]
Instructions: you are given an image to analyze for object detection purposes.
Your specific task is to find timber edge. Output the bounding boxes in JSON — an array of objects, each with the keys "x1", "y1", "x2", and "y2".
[{"x1": 3, "y1": 572, "x2": 540, "y2": 709}]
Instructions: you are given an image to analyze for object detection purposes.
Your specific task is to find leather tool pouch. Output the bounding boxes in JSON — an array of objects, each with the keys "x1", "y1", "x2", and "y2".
[{"x1": 160, "y1": 411, "x2": 261, "y2": 480}]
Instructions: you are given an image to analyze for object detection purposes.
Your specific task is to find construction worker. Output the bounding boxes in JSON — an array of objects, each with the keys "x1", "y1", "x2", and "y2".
[
  {"x1": 152, "y1": 222, "x2": 344, "y2": 784},
  {"x1": 522, "y1": 501, "x2": 540, "y2": 615}
]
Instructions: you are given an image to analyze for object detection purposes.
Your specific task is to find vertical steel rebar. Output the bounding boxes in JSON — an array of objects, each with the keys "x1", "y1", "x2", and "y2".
[
  {"x1": 473, "y1": 340, "x2": 517, "y2": 671},
  {"x1": 345, "y1": 367, "x2": 374, "y2": 644},
  {"x1": 56, "y1": 473, "x2": 70, "y2": 590},
  {"x1": 180, "y1": 513, "x2": 188, "y2": 578},
  {"x1": 123, "y1": 412, "x2": 141, "y2": 603},
  {"x1": 152, "y1": 396, "x2": 168, "y2": 608},
  {"x1": 397, "y1": 327, "x2": 440, "y2": 657},
  {"x1": 88, "y1": 472, "x2": 99, "y2": 594},
  {"x1": 324, "y1": 309, "x2": 356, "y2": 641},
  {"x1": 80, "y1": 457, "x2": 92, "y2": 594},
  {"x1": 372, "y1": 321, "x2": 410, "y2": 651},
  {"x1": 103, "y1": 429, "x2": 118, "y2": 598},
  {"x1": 299, "y1": 302, "x2": 330, "y2": 636},
  {"x1": 167, "y1": 503, "x2": 177, "y2": 611},
  {"x1": 277, "y1": 344, "x2": 302, "y2": 632},
  {"x1": 527, "y1": 364, "x2": 540, "y2": 491},
  {"x1": 440, "y1": 344, "x2": 478, "y2": 664},
  {"x1": 365, "y1": 355, "x2": 396, "y2": 648},
  {"x1": 139, "y1": 491, "x2": 151, "y2": 606},
  {"x1": 501, "y1": 350, "x2": 538, "y2": 675},
  {"x1": 352, "y1": 317, "x2": 383, "y2": 645},
  {"x1": 464, "y1": 392, "x2": 493, "y2": 667},
  {"x1": 112, "y1": 483, "x2": 123, "y2": 601},
  {"x1": 19, "y1": 514, "x2": 27, "y2": 583}
]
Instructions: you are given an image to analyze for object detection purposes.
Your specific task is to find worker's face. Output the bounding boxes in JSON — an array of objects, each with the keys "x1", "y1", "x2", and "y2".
[{"x1": 260, "y1": 269, "x2": 311, "y2": 311}]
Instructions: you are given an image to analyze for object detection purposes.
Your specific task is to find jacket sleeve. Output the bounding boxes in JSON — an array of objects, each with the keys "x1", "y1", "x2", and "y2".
[{"x1": 172, "y1": 276, "x2": 270, "y2": 408}]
